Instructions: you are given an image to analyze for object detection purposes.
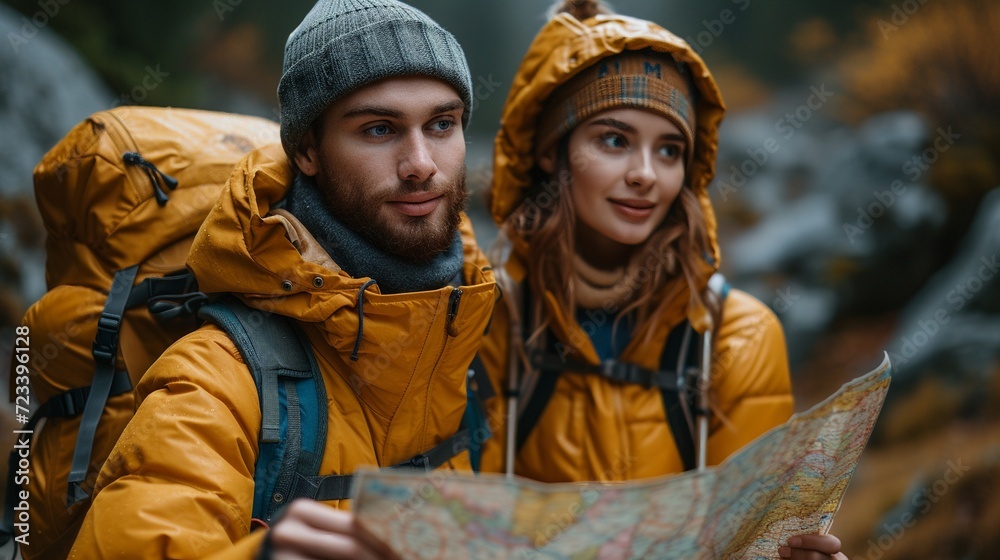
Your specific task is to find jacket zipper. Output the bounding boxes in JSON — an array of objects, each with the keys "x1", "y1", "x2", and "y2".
[{"x1": 445, "y1": 288, "x2": 463, "y2": 337}]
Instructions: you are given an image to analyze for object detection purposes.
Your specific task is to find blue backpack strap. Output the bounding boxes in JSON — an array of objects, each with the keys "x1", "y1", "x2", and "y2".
[
  {"x1": 202, "y1": 299, "x2": 490, "y2": 518},
  {"x1": 288, "y1": 353, "x2": 492, "y2": 501},
  {"x1": 462, "y1": 354, "x2": 494, "y2": 472},
  {"x1": 198, "y1": 298, "x2": 327, "y2": 523}
]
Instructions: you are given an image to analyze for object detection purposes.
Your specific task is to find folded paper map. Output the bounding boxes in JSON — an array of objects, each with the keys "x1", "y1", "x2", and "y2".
[{"x1": 353, "y1": 354, "x2": 892, "y2": 559}]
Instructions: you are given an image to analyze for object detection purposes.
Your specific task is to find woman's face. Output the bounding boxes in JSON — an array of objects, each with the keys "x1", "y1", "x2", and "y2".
[{"x1": 545, "y1": 108, "x2": 686, "y2": 262}]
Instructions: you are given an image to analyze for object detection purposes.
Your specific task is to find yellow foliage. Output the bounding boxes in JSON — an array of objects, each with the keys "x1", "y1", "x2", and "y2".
[
  {"x1": 840, "y1": 0, "x2": 1000, "y2": 195},
  {"x1": 841, "y1": 0, "x2": 1000, "y2": 129}
]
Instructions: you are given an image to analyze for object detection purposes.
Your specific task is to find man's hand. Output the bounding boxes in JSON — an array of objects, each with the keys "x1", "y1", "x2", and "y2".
[
  {"x1": 778, "y1": 534, "x2": 848, "y2": 560},
  {"x1": 263, "y1": 499, "x2": 400, "y2": 560}
]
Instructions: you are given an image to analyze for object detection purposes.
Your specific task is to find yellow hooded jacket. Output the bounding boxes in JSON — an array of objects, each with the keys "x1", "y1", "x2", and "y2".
[
  {"x1": 69, "y1": 144, "x2": 497, "y2": 559},
  {"x1": 478, "y1": 12, "x2": 793, "y2": 482}
]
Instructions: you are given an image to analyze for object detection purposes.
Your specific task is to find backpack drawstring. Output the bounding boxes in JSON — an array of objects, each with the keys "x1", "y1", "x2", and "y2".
[
  {"x1": 122, "y1": 152, "x2": 178, "y2": 206},
  {"x1": 350, "y1": 279, "x2": 378, "y2": 361}
]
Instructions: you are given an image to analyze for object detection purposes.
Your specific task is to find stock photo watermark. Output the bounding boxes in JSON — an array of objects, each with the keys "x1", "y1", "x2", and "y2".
[
  {"x1": 715, "y1": 84, "x2": 835, "y2": 202},
  {"x1": 888, "y1": 253, "x2": 997, "y2": 366},
  {"x1": 684, "y1": 0, "x2": 751, "y2": 56},
  {"x1": 843, "y1": 127, "x2": 960, "y2": 243},
  {"x1": 878, "y1": 0, "x2": 932, "y2": 40},
  {"x1": 6, "y1": 0, "x2": 70, "y2": 53},
  {"x1": 860, "y1": 458, "x2": 970, "y2": 559}
]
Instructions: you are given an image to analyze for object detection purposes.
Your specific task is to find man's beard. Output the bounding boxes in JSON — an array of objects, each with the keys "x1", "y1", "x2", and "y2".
[{"x1": 317, "y1": 165, "x2": 468, "y2": 263}]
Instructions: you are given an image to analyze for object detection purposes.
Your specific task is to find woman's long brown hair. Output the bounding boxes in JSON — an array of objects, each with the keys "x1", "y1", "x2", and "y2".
[{"x1": 506, "y1": 137, "x2": 716, "y2": 347}]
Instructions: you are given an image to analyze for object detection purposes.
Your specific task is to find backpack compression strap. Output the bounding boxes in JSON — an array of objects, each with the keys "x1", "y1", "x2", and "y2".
[
  {"x1": 66, "y1": 264, "x2": 139, "y2": 505},
  {"x1": 62, "y1": 267, "x2": 204, "y2": 505}
]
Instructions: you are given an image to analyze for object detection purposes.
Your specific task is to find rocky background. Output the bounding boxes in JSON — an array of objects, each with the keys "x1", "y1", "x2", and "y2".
[{"x1": 1, "y1": 0, "x2": 998, "y2": 557}]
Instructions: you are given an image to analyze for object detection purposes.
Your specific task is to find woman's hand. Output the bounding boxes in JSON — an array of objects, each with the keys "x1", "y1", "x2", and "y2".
[
  {"x1": 263, "y1": 499, "x2": 400, "y2": 560},
  {"x1": 778, "y1": 534, "x2": 848, "y2": 560}
]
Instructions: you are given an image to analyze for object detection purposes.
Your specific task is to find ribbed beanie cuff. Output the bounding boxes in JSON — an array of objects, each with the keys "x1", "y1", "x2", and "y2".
[{"x1": 279, "y1": 0, "x2": 473, "y2": 161}]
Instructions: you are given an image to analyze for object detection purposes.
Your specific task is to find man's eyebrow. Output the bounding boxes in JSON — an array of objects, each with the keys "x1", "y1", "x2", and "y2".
[
  {"x1": 340, "y1": 99, "x2": 465, "y2": 121},
  {"x1": 341, "y1": 105, "x2": 404, "y2": 120},
  {"x1": 432, "y1": 100, "x2": 466, "y2": 115}
]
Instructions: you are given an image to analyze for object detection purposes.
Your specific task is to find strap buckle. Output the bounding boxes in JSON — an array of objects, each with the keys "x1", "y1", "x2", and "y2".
[
  {"x1": 601, "y1": 359, "x2": 651, "y2": 386},
  {"x1": 92, "y1": 312, "x2": 122, "y2": 364},
  {"x1": 399, "y1": 454, "x2": 431, "y2": 471}
]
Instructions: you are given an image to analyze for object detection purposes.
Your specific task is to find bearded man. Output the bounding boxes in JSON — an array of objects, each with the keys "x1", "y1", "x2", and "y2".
[{"x1": 70, "y1": 1, "x2": 495, "y2": 558}]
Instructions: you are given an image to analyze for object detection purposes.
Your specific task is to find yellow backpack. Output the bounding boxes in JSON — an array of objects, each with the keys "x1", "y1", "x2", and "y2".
[{"x1": 4, "y1": 107, "x2": 279, "y2": 559}]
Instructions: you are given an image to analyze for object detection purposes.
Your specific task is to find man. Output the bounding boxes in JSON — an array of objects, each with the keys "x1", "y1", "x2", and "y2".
[{"x1": 69, "y1": 1, "x2": 496, "y2": 558}]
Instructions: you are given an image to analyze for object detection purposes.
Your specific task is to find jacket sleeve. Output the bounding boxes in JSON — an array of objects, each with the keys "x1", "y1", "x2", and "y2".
[
  {"x1": 69, "y1": 325, "x2": 266, "y2": 559},
  {"x1": 706, "y1": 290, "x2": 794, "y2": 465}
]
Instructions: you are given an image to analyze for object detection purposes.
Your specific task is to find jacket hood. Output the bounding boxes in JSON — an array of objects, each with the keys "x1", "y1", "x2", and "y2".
[{"x1": 491, "y1": 11, "x2": 726, "y2": 269}]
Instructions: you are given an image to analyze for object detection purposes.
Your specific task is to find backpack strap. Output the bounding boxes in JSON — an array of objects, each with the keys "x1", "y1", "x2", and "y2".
[
  {"x1": 201, "y1": 299, "x2": 493, "y2": 522},
  {"x1": 66, "y1": 264, "x2": 140, "y2": 504},
  {"x1": 198, "y1": 298, "x2": 327, "y2": 523},
  {"x1": 515, "y1": 347, "x2": 560, "y2": 453},
  {"x1": 282, "y1": 355, "x2": 494, "y2": 505},
  {"x1": 462, "y1": 354, "x2": 494, "y2": 471},
  {"x1": 659, "y1": 321, "x2": 700, "y2": 472},
  {"x1": 514, "y1": 319, "x2": 701, "y2": 472}
]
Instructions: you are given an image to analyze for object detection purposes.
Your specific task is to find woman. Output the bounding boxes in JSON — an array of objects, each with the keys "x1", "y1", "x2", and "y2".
[{"x1": 477, "y1": 1, "x2": 847, "y2": 558}]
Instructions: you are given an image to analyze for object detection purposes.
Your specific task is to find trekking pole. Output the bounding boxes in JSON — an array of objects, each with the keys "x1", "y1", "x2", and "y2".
[
  {"x1": 696, "y1": 327, "x2": 711, "y2": 471},
  {"x1": 698, "y1": 273, "x2": 727, "y2": 471},
  {"x1": 505, "y1": 314, "x2": 521, "y2": 479}
]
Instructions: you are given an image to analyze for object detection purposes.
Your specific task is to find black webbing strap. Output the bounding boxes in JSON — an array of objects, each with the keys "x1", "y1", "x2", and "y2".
[
  {"x1": 288, "y1": 425, "x2": 474, "y2": 502},
  {"x1": 125, "y1": 270, "x2": 197, "y2": 308},
  {"x1": 659, "y1": 320, "x2": 699, "y2": 472},
  {"x1": 41, "y1": 372, "x2": 132, "y2": 419},
  {"x1": 66, "y1": 264, "x2": 139, "y2": 505},
  {"x1": 515, "y1": 338, "x2": 561, "y2": 452},
  {"x1": 516, "y1": 319, "x2": 700, "y2": 466},
  {"x1": 530, "y1": 352, "x2": 684, "y2": 391}
]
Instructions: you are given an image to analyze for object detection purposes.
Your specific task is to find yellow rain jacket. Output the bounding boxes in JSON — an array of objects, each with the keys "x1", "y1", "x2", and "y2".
[
  {"x1": 479, "y1": 12, "x2": 793, "y2": 482},
  {"x1": 69, "y1": 144, "x2": 497, "y2": 559}
]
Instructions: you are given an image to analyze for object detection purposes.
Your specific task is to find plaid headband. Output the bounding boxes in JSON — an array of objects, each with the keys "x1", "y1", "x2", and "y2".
[{"x1": 536, "y1": 50, "x2": 696, "y2": 161}]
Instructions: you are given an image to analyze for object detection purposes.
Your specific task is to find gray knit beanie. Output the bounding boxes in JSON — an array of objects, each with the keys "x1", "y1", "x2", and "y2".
[{"x1": 279, "y1": 0, "x2": 473, "y2": 160}]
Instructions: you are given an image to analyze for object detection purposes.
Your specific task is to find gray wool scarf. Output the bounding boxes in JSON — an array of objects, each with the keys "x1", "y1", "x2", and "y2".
[{"x1": 283, "y1": 175, "x2": 464, "y2": 294}]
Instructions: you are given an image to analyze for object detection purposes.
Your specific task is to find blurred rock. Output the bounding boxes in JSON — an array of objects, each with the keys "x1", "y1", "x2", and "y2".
[
  {"x1": 714, "y1": 107, "x2": 952, "y2": 365},
  {"x1": 863, "y1": 454, "x2": 1000, "y2": 560},
  {"x1": 884, "y1": 188, "x2": 1000, "y2": 393},
  {"x1": 0, "y1": 3, "x2": 112, "y2": 312}
]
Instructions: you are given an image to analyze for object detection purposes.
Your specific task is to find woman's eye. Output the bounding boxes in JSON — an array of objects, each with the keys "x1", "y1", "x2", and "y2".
[
  {"x1": 660, "y1": 144, "x2": 682, "y2": 159},
  {"x1": 599, "y1": 133, "x2": 627, "y2": 149}
]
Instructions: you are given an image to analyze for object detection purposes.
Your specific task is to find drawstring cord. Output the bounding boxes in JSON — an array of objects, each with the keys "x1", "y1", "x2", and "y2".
[{"x1": 350, "y1": 279, "x2": 378, "y2": 361}]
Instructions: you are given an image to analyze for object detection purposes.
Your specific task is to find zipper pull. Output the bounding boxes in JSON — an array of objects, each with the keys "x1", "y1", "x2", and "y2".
[
  {"x1": 123, "y1": 151, "x2": 179, "y2": 206},
  {"x1": 446, "y1": 288, "x2": 463, "y2": 337}
]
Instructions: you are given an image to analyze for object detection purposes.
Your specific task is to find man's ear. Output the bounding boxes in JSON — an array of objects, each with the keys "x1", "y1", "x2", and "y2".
[
  {"x1": 293, "y1": 127, "x2": 320, "y2": 177},
  {"x1": 537, "y1": 147, "x2": 557, "y2": 175}
]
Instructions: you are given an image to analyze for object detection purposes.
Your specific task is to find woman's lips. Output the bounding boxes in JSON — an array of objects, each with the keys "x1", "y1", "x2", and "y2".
[{"x1": 609, "y1": 198, "x2": 655, "y2": 221}]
